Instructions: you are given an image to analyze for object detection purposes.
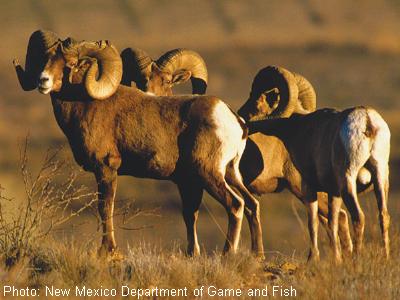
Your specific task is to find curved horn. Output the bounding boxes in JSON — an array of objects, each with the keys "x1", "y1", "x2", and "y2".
[
  {"x1": 77, "y1": 40, "x2": 123, "y2": 100},
  {"x1": 14, "y1": 30, "x2": 59, "y2": 91},
  {"x1": 250, "y1": 66, "x2": 298, "y2": 118},
  {"x1": 156, "y1": 48, "x2": 208, "y2": 94},
  {"x1": 120, "y1": 47, "x2": 152, "y2": 88},
  {"x1": 292, "y1": 72, "x2": 317, "y2": 113}
]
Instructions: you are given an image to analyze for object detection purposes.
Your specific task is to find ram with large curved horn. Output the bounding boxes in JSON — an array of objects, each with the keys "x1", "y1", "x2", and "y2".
[
  {"x1": 14, "y1": 30, "x2": 262, "y2": 259},
  {"x1": 237, "y1": 66, "x2": 381, "y2": 262},
  {"x1": 237, "y1": 65, "x2": 355, "y2": 259},
  {"x1": 238, "y1": 65, "x2": 316, "y2": 121},
  {"x1": 156, "y1": 48, "x2": 208, "y2": 94},
  {"x1": 120, "y1": 47, "x2": 208, "y2": 96},
  {"x1": 14, "y1": 32, "x2": 123, "y2": 101}
]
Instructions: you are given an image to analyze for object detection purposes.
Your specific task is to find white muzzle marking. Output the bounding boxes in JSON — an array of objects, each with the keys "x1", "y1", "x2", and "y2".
[{"x1": 38, "y1": 71, "x2": 53, "y2": 94}]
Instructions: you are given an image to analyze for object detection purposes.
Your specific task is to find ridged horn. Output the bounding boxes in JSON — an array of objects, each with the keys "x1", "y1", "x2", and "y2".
[
  {"x1": 156, "y1": 48, "x2": 208, "y2": 94},
  {"x1": 250, "y1": 66, "x2": 298, "y2": 118},
  {"x1": 14, "y1": 30, "x2": 59, "y2": 91},
  {"x1": 120, "y1": 47, "x2": 152, "y2": 89},
  {"x1": 292, "y1": 72, "x2": 317, "y2": 113},
  {"x1": 76, "y1": 40, "x2": 123, "y2": 100}
]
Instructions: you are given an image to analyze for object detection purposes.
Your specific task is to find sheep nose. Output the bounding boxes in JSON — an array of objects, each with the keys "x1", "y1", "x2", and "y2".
[{"x1": 40, "y1": 76, "x2": 49, "y2": 83}]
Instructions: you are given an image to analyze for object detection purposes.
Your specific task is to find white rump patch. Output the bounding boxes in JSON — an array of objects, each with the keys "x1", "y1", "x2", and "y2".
[
  {"x1": 212, "y1": 101, "x2": 247, "y2": 174},
  {"x1": 340, "y1": 107, "x2": 390, "y2": 179},
  {"x1": 339, "y1": 108, "x2": 371, "y2": 177}
]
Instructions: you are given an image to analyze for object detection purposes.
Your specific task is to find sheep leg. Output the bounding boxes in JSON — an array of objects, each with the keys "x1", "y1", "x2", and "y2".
[
  {"x1": 316, "y1": 193, "x2": 353, "y2": 255},
  {"x1": 318, "y1": 214, "x2": 328, "y2": 228},
  {"x1": 289, "y1": 182, "x2": 353, "y2": 254},
  {"x1": 371, "y1": 162, "x2": 390, "y2": 258},
  {"x1": 342, "y1": 177, "x2": 365, "y2": 255},
  {"x1": 243, "y1": 207, "x2": 257, "y2": 253},
  {"x1": 337, "y1": 208, "x2": 353, "y2": 255},
  {"x1": 177, "y1": 181, "x2": 203, "y2": 256},
  {"x1": 328, "y1": 195, "x2": 343, "y2": 264},
  {"x1": 226, "y1": 163, "x2": 264, "y2": 258},
  {"x1": 95, "y1": 166, "x2": 118, "y2": 255},
  {"x1": 305, "y1": 198, "x2": 320, "y2": 262},
  {"x1": 318, "y1": 208, "x2": 353, "y2": 256},
  {"x1": 289, "y1": 185, "x2": 353, "y2": 255},
  {"x1": 243, "y1": 207, "x2": 264, "y2": 258},
  {"x1": 239, "y1": 196, "x2": 263, "y2": 258},
  {"x1": 204, "y1": 177, "x2": 245, "y2": 254}
]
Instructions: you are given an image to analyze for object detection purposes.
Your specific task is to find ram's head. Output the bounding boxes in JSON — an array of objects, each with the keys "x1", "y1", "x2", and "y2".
[
  {"x1": 13, "y1": 30, "x2": 123, "y2": 100},
  {"x1": 238, "y1": 66, "x2": 316, "y2": 121},
  {"x1": 121, "y1": 48, "x2": 208, "y2": 96}
]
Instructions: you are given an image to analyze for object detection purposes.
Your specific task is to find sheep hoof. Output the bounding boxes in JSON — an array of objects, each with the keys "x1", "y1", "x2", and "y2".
[
  {"x1": 98, "y1": 245, "x2": 124, "y2": 261},
  {"x1": 307, "y1": 250, "x2": 320, "y2": 263},
  {"x1": 107, "y1": 250, "x2": 125, "y2": 262},
  {"x1": 255, "y1": 252, "x2": 266, "y2": 261}
]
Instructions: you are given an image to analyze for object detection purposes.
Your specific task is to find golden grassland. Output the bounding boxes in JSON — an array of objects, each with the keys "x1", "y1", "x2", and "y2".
[
  {"x1": 1, "y1": 236, "x2": 399, "y2": 299},
  {"x1": 1, "y1": 1, "x2": 400, "y2": 298}
]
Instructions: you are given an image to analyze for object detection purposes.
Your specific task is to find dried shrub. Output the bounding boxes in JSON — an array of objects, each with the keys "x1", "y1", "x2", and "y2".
[{"x1": 0, "y1": 138, "x2": 97, "y2": 267}]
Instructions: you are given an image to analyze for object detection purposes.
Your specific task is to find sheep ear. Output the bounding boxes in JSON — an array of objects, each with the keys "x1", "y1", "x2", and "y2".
[
  {"x1": 172, "y1": 70, "x2": 191, "y2": 85},
  {"x1": 264, "y1": 88, "x2": 280, "y2": 106}
]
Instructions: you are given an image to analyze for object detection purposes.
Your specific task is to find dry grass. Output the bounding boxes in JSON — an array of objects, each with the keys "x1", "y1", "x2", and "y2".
[
  {"x1": 0, "y1": 237, "x2": 399, "y2": 299},
  {"x1": 293, "y1": 241, "x2": 400, "y2": 299}
]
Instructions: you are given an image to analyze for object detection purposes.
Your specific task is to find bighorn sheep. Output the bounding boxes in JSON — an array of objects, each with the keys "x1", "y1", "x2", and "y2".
[
  {"x1": 120, "y1": 47, "x2": 208, "y2": 95},
  {"x1": 248, "y1": 106, "x2": 390, "y2": 263},
  {"x1": 120, "y1": 48, "x2": 270, "y2": 255},
  {"x1": 13, "y1": 30, "x2": 263, "y2": 257},
  {"x1": 238, "y1": 66, "x2": 353, "y2": 255}
]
